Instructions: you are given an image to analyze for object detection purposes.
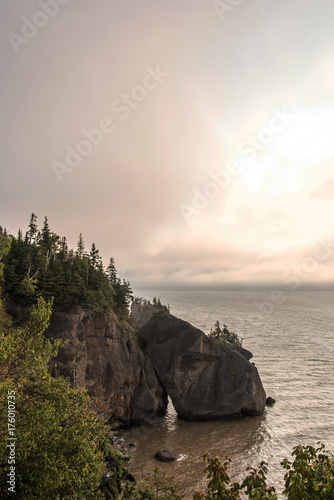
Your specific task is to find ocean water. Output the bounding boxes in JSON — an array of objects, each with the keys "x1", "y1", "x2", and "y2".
[{"x1": 118, "y1": 290, "x2": 334, "y2": 498}]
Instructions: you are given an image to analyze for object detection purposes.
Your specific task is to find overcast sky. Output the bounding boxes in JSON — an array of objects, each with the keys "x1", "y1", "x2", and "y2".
[{"x1": 1, "y1": 0, "x2": 334, "y2": 290}]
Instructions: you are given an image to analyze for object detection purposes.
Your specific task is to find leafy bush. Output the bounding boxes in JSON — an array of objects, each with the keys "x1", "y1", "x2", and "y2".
[
  {"x1": 0, "y1": 296, "x2": 107, "y2": 499},
  {"x1": 194, "y1": 444, "x2": 334, "y2": 499},
  {"x1": 282, "y1": 443, "x2": 334, "y2": 499},
  {"x1": 209, "y1": 321, "x2": 243, "y2": 347},
  {"x1": 125, "y1": 467, "x2": 184, "y2": 499}
]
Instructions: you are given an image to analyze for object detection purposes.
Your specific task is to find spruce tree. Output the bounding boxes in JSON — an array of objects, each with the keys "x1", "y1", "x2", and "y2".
[
  {"x1": 41, "y1": 216, "x2": 51, "y2": 254},
  {"x1": 76, "y1": 233, "x2": 85, "y2": 258},
  {"x1": 26, "y1": 213, "x2": 38, "y2": 245},
  {"x1": 106, "y1": 258, "x2": 118, "y2": 285}
]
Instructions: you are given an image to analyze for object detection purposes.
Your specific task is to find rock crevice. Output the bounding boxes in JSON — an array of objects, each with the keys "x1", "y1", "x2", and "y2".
[{"x1": 46, "y1": 307, "x2": 167, "y2": 426}]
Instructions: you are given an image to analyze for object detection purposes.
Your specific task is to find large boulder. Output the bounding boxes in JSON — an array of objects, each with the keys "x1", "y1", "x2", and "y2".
[
  {"x1": 138, "y1": 312, "x2": 266, "y2": 420},
  {"x1": 130, "y1": 301, "x2": 159, "y2": 328},
  {"x1": 45, "y1": 307, "x2": 167, "y2": 425}
]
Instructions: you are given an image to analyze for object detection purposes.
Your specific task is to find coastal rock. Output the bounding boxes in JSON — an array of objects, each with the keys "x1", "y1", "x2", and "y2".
[
  {"x1": 130, "y1": 301, "x2": 159, "y2": 328},
  {"x1": 45, "y1": 307, "x2": 167, "y2": 425},
  {"x1": 229, "y1": 343, "x2": 253, "y2": 361},
  {"x1": 154, "y1": 450, "x2": 181, "y2": 462},
  {"x1": 266, "y1": 397, "x2": 276, "y2": 406},
  {"x1": 138, "y1": 312, "x2": 266, "y2": 420}
]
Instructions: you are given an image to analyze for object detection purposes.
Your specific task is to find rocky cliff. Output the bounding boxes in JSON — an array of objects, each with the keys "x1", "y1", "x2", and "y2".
[
  {"x1": 45, "y1": 307, "x2": 167, "y2": 426},
  {"x1": 130, "y1": 301, "x2": 159, "y2": 328},
  {"x1": 42, "y1": 303, "x2": 266, "y2": 426},
  {"x1": 138, "y1": 312, "x2": 266, "y2": 420}
]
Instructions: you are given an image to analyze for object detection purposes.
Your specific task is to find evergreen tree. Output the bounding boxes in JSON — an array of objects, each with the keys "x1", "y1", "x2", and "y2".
[
  {"x1": 89, "y1": 243, "x2": 101, "y2": 270},
  {"x1": 1, "y1": 213, "x2": 130, "y2": 315},
  {"x1": 76, "y1": 233, "x2": 85, "y2": 258},
  {"x1": 26, "y1": 213, "x2": 38, "y2": 245},
  {"x1": 106, "y1": 257, "x2": 118, "y2": 285},
  {"x1": 60, "y1": 236, "x2": 68, "y2": 257},
  {"x1": 41, "y1": 216, "x2": 51, "y2": 254},
  {"x1": 0, "y1": 233, "x2": 11, "y2": 287}
]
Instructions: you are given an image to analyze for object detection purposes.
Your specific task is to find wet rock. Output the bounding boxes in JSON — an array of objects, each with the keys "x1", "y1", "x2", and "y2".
[
  {"x1": 266, "y1": 396, "x2": 276, "y2": 406},
  {"x1": 154, "y1": 450, "x2": 181, "y2": 462}
]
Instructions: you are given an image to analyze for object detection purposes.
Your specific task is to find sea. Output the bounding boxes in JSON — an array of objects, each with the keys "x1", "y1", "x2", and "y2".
[{"x1": 117, "y1": 290, "x2": 334, "y2": 498}]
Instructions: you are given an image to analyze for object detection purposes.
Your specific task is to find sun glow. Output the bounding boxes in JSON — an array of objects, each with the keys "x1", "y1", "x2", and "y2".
[{"x1": 234, "y1": 105, "x2": 334, "y2": 195}]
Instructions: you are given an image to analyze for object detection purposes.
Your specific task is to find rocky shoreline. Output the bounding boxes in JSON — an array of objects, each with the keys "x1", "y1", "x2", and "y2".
[{"x1": 44, "y1": 301, "x2": 266, "y2": 425}]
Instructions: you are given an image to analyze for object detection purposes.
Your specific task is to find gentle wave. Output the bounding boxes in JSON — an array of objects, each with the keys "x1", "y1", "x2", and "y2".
[{"x1": 119, "y1": 290, "x2": 334, "y2": 499}]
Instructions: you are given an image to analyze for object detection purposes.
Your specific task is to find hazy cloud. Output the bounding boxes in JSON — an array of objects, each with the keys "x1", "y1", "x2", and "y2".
[
  {"x1": 308, "y1": 178, "x2": 334, "y2": 200},
  {"x1": 1, "y1": 0, "x2": 334, "y2": 289}
]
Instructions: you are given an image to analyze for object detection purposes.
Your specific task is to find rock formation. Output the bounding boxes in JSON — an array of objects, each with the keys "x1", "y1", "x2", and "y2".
[
  {"x1": 45, "y1": 306, "x2": 167, "y2": 426},
  {"x1": 40, "y1": 302, "x2": 266, "y2": 425},
  {"x1": 138, "y1": 312, "x2": 266, "y2": 420},
  {"x1": 154, "y1": 450, "x2": 181, "y2": 462},
  {"x1": 130, "y1": 301, "x2": 159, "y2": 328}
]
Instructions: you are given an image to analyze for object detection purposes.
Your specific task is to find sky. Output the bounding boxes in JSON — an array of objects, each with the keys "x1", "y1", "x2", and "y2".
[{"x1": 1, "y1": 0, "x2": 334, "y2": 290}]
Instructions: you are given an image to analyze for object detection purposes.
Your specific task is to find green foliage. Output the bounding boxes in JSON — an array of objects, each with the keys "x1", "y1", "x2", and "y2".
[
  {"x1": 241, "y1": 462, "x2": 277, "y2": 499},
  {"x1": 1, "y1": 213, "x2": 132, "y2": 317},
  {"x1": 102, "y1": 449, "x2": 133, "y2": 498},
  {"x1": 0, "y1": 296, "x2": 107, "y2": 499},
  {"x1": 281, "y1": 443, "x2": 334, "y2": 499},
  {"x1": 0, "y1": 230, "x2": 11, "y2": 286},
  {"x1": 209, "y1": 321, "x2": 243, "y2": 347},
  {"x1": 193, "y1": 453, "x2": 242, "y2": 500},
  {"x1": 134, "y1": 296, "x2": 170, "y2": 313},
  {"x1": 128, "y1": 467, "x2": 184, "y2": 499},
  {"x1": 193, "y1": 446, "x2": 334, "y2": 500},
  {"x1": 101, "y1": 451, "x2": 184, "y2": 499}
]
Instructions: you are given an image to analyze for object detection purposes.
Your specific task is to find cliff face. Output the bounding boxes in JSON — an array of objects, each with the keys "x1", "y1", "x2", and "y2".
[
  {"x1": 130, "y1": 301, "x2": 159, "y2": 328},
  {"x1": 138, "y1": 312, "x2": 266, "y2": 420},
  {"x1": 43, "y1": 304, "x2": 266, "y2": 425},
  {"x1": 45, "y1": 307, "x2": 167, "y2": 425}
]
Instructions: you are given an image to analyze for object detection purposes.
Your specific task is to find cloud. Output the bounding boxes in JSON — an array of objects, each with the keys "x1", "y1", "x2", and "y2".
[{"x1": 308, "y1": 178, "x2": 334, "y2": 200}]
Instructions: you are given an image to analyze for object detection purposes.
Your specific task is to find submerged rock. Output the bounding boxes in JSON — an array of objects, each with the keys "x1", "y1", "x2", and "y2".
[
  {"x1": 138, "y1": 312, "x2": 266, "y2": 421},
  {"x1": 266, "y1": 396, "x2": 276, "y2": 406},
  {"x1": 154, "y1": 450, "x2": 181, "y2": 462}
]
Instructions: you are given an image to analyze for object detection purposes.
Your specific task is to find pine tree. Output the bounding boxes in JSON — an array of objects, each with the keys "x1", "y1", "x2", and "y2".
[
  {"x1": 89, "y1": 243, "x2": 99, "y2": 270},
  {"x1": 76, "y1": 233, "x2": 85, "y2": 258},
  {"x1": 41, "y1": 216, "x2": 51, "y2": 254},
  {"x1": 106, "y1": 258, "x2": 118, "y2": 285},
  {"x1": 26, "y1": 213, "x2": 38, "y2": 245},
  {"x1": 60, "y1": 236, "x2": 68, "y2": 256}
]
